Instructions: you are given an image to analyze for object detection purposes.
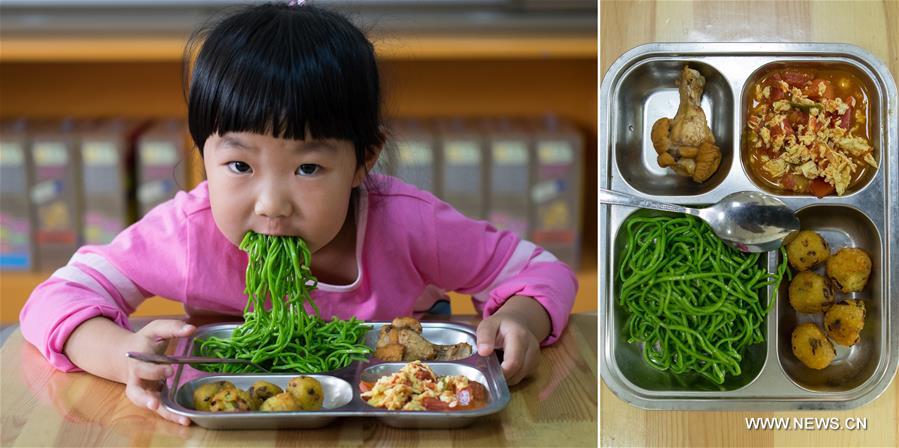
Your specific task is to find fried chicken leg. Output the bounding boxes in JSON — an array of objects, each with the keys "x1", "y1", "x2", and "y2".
[
  {"x1": 373, "y1": 316, "x2": 473, "y2": 361},
  {"x1": 651, "y1": 65, "x2": 722, "y2": 183}
]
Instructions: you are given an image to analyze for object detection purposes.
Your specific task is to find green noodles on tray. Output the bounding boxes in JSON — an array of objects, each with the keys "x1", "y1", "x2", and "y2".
[
  {"x1": 196, "y1": 232, "x2": 372, "y2": 373},
  {"x1": 618, "y1": 214, "x2": 788, "y2": 385}
]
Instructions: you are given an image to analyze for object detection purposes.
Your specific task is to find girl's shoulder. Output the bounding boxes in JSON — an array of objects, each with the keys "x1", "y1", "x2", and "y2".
[
  {"x1": 366, "y1": 174, "x2": 441, "y2": 211},
  {"x1": 363, "y1": 174, "x2": 448, "y2": 241},
  {"x1": 130, "y1": 181, "x2": 214, "y2": 237},
  {"x1": 363, "y1": 174, "x2": 476, "y2": 237},
  {"x1": 366, "y1": 174, "x2": 438, "y2": 203},
  {"x1": 178, "y1": 181, "x2": 213, "y2": 216}
]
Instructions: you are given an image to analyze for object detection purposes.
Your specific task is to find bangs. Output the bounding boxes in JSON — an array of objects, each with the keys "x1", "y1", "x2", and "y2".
[{"x1": 186, "y1": 4, "x2": 382, "y2": 160}]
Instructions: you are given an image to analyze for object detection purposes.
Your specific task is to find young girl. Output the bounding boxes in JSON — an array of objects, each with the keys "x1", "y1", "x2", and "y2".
[{"x1": 20, "y1": 3, "x2": 577, "y2": 426}]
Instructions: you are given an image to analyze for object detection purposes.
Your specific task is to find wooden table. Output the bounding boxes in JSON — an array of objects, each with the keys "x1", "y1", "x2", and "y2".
[
  {"x1": 600, "y1": 1, "x2": 898, "y2": 446},
  {"x1": 0, "y1": 314, "x2": 596, "y2": 447}
]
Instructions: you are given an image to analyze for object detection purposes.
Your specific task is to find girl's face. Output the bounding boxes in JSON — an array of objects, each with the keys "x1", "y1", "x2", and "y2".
[{"x1": 203, "y1": 132, "x2": 367, "y2": 253}]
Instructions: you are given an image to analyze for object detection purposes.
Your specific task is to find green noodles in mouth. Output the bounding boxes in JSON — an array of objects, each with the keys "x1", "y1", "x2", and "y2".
[
  {"x1": 195, "y1": 232, "x2": 372, "y2": 373},
  {"x1": 617, "y1": 214, "x2": 789, "y2": 385}
]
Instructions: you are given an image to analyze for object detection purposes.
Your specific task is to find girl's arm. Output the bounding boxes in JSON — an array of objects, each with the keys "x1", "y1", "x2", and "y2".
[
  {"x1": 63, "y1": 316, "x2": 195, "y2": 426},
  {"x1": 20, "y1": 188, "x2": 195, "y2": 372},
  {"x1": 63, "y1": 317, "x2": 134, "y2": 383},
  {"x1": 421, "y1": 197, "x2": 578, "y2": 345},
  {"x1": 414, "y1": 193, "x2": 577, "y2": 384}
]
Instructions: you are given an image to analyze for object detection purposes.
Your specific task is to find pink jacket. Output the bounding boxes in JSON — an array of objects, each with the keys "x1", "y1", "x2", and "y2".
[{"x1": 20, "y1": 175, "x2": 577, "y2": 371}]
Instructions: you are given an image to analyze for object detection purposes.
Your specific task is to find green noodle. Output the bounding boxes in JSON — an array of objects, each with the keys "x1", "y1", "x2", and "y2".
[
  {"x1": 618, "y1": 214, "x2": 787, "y2": 384},
  {"x1": 195, "y1": 232, "x2": 371, "y2": 373}
]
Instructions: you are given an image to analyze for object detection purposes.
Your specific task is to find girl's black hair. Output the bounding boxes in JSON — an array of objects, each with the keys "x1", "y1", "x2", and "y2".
[{"x1": 184, "y1": 2, "x2": 384, "y2": 170}]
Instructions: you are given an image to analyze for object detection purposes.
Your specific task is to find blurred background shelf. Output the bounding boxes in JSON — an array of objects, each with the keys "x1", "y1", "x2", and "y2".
[
  {"x1": 0, "y1": 0, "x2": 597, "y2": 323},
  {"x1": 0, "y1": 35, "x2": 596, "y2": 61}
]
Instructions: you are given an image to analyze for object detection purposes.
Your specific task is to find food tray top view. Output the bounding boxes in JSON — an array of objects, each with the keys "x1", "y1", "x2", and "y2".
[
  {"x1": 160, "y1": 321, "x2": 510, "y2": 429},
  {"x1": 599, "y1": 43, "x2": 898, "y2": 410}
]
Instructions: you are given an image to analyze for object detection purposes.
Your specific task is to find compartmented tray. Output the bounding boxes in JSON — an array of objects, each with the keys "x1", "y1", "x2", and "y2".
[
  {"x1": 599, "y1": 43, "x2": 898, "y2": 410},
  {"x1": 161, "y1": 321, "x2": 510, "y2": 429}
]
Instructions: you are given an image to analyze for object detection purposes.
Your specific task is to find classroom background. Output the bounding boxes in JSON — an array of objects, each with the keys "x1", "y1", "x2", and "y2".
[{"x1": 0, "y1": 0, "x2": 597, "y2": 323}]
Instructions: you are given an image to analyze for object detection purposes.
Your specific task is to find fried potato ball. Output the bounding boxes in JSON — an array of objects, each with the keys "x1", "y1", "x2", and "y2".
[
  {"x1": 786, "y1": 230, "x2": 830, "y2": 271},
  {"x1": 824, "y1": 300, "x2": 866, "y2": 346},
  {"x1": 209, "y1": 386, "x2": 254, "y2": 412},
  {"x1": 826, "y1": 247, "x2": 872, "y2": 293},
  {"x1": 260, "y1": 392, "x2": 302, "y2": 412},
  {"x1": 193, "y1": 381, "x2": 235, "y2": 411},
  {"x1": 788, "y1": 271, "x2": 834, "y2": 313},
  {"x1": 791, "y1": 323, "x2": 836, "y2": 370},
  {"x1": 288, "y1": 376, "x2": 324, "y2": 410},
  {"x1": 248, "y1": 380, "x2": 283, "y2": 408}
]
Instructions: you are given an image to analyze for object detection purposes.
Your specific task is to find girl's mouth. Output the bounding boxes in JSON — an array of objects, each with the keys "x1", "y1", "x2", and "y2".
[{"x1": 255, "y1": 220, "x2": 299, "y2": 238}]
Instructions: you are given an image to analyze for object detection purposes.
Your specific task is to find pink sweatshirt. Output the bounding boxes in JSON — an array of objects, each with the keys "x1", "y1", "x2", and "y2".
[{"x1": 20, "y1": 175, "x2": 577, "y2": 372}]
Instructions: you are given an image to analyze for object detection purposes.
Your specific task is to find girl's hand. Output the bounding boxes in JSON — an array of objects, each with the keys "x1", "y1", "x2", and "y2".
[
  {"x1": 476, "y1": 314, "x2": 541, "y2": 385},
  {"x1": 123, "y1": 320, "x2": 196, "y2": 426}
]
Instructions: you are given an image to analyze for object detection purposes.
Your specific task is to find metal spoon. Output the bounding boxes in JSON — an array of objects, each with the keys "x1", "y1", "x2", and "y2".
[
  {"x1": 600, "y1": 189, "x2": 800, "y2": 253},
  {"x1": 126, "y1": 352, "x2": 270, "y2": 373}
]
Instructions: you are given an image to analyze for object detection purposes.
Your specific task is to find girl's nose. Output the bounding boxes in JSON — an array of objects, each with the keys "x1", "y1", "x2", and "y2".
[{"x1": 254, "y1": 185, "x2": 294, "y2": 218}]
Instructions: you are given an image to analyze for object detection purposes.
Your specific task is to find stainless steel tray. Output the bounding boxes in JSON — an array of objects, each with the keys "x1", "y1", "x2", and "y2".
[
  {"x1": 161, "y1": 321, "x2": 510, "y2": 429},
  {"x1": 599, "y1": 43, "x2": 898, "y2": 410}
]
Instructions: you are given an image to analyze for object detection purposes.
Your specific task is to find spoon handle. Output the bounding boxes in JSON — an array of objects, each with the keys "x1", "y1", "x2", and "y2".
[
  {"x1": 599, "y1": 189, "x2": 698, "y2": 216},
  {"x1": 126, "y1": 352, "x2": 252, "y2": 366}
]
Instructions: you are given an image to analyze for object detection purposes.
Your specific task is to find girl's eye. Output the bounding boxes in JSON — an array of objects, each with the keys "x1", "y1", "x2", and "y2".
[
  {"x1": 227, "y1": 161, "x2": 252, "y2": 174},
  {"x1": 296, "y1": 164, "x2": 320, "y2": 176}
]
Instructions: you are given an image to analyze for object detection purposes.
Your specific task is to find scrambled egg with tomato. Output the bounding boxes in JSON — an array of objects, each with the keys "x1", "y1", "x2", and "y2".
[
  {"x1": 746, "y1": 69, "x2": 877, "y2": 196},
  {"x1": 361, "y1": 361, "x2": 481, "y2": 411}
]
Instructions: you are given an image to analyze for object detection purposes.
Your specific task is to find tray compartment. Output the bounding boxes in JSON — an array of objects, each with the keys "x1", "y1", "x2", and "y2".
[
  {"x1": 739, "y1": 60, "x2": 883, "y2": 197},
  {"x1": 612, "y1": 59, "x2": 734, "y2": 196},
  {"x1": 173, "y1": 374, "x2": 353, "y2": 429},
  {"x1": 363, "y1": 322, "x2": 478, "y2": 361},
  {"x1": 176, "y1": 374, "x2": 354, "y2": 411},
  {"x1": 360, "y1": 362, "x2": 490, "y2": 398},
  {"x1": 611, "y1": 208, "x2": 768, "y2": 392},
  {"x1": 776, "y1": 205, "x2": 883, "y2": 392},
  {"x1": 359, "y1": 362, "x2": 500, "y2": 429}
]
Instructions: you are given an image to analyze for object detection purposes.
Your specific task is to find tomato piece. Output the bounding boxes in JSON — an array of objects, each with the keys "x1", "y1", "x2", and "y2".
[
  {"x1": 821, "y1": 81, "x2": 836, "y2": 99},
  {"x1": 770, "y1": 121, "x2": 792, "y2": 137},
  {"x1": 838, "y1": 110, "x2": 852, "y2": 129},
  {"x1": 467, "y1": 382, "x2": 488, "y2": 403},
  {"x1": 414, "y1": 369, "x2": 436, "y2": 382},
  {"x1": 781, "y1": 174, "x2": 813, "y2": 193},
  {"x1": 786, "y1": 110, "x2": 808, "y2": 134},
  {"x1": 782, "y1": 70, "x2": 813, "y2": 87},
  {"x1": 421, "y1": 397, "x2": 451, "y2": 411},
  {"x1": 769, "y1": 87, "x2": 785, "y2": 102},
  {"x1": 803, "y1": 79, "x2": 835, "y2": 100},
  {"x1": 359, "y1": 381, "x2": 374, "y2": 393},
  {"x1": 783, "y1": 123, "x2": 794, "y2": 136},
  {"x1": 810, "y1": 178, "x2": 835, "y2": 198},
  {"x1": 770, "y1": 123, "x2": 783, "y2": 137},
  {"x1": 838, "y1": 97, "x2": 853, "y2": 129},
  {"x1": 781, "y1": 173, "x2": 797, "y2": 191}
]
